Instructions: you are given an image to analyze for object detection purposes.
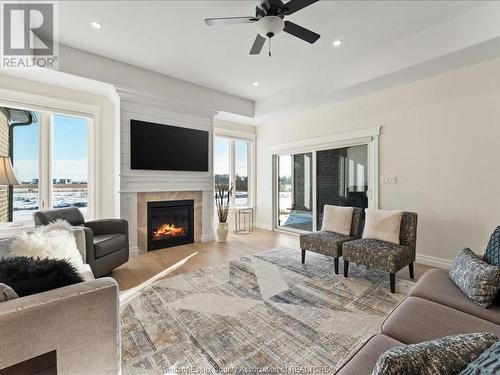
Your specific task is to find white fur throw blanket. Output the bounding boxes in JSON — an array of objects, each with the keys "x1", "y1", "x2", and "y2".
[{"x1": 9, "y1": 220, "x2": 84, "y2": 270}]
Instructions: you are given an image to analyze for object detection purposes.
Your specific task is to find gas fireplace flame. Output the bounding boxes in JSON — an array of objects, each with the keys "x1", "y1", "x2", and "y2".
[{"x1": 153, "y1": 223, "x2": 186, "y2": 239}]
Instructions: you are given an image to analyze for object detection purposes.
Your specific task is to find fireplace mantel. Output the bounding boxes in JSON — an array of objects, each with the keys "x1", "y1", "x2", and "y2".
[
  {"x1": 120, "y1": 174, "x2": 213, "y2": 194},
  {"x1": 118, "y1": 86, "x2": 216, "y2": 255}
]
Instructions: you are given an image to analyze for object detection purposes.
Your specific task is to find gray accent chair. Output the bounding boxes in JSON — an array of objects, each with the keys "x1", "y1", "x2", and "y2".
[
  {"x1": 34, "y1": 208, "x2": 129, "y2": 277},
  {"x1": 342, "y1": 212, "x2": 418, "y2": 293},
  {"x1": 299, "y1": 207, "x2": 364, "y2": 274}
]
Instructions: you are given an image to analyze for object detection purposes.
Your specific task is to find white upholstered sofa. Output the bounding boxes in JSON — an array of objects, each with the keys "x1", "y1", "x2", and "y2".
[{"x1": 0, "y1": 227, "x2": 120, "y2": 374}]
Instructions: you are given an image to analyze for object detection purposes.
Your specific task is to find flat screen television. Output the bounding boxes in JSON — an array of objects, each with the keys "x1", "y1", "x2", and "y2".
[{"x1": 130, "y1": 119, "x2": 209, "y2": 172}]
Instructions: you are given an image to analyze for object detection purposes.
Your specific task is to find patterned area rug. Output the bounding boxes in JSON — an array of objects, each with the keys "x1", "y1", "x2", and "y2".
[{"x1": 121, "y1": 247, "x2": 414, "y2": 374}]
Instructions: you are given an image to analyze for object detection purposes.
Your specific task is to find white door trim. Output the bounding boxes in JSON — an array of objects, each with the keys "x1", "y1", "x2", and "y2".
[{"x1": 271, "y1": 126, "x2": 380, "y2": 232}]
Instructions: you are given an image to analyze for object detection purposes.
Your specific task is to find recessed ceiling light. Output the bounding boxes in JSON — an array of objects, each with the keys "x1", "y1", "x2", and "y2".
[
  {"x1": 91, "y1": 21, "x2": 103, "y2": 29},
  {"x1": 253, "y1": 82, "x2": 259, "y2": 87},
  {"x1": 333, "y1": 39, "x2": 343, "y2": 47}
]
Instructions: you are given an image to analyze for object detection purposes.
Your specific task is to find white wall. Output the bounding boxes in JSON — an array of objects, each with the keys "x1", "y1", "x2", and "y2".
[
  {"x1": 214, "y1": 119, "x2": 257, "y2": 137},
  {"x1": 0, "y1": 73, "x2": 117, "y2": 218},
  {"x1": 59, "y1": 46, "x2": 254, "y2": 118},
  {"x1": 256, "y1": 57, "x2": 500, "y2": 266}
]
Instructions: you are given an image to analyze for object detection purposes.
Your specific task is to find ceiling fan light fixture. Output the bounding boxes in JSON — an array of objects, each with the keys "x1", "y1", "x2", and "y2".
[{"x1": 256, "y1": 16, "x2": 284, "y2": 38}]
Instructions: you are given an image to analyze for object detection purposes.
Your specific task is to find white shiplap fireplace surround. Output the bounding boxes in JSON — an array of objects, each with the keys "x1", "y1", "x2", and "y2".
[{"x1": 118, "y1": 88, "x2": 217, "y2": 255}]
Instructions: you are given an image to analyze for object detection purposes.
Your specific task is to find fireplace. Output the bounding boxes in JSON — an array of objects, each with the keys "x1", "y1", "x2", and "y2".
[{"x1": 147, "y1": 200, "x2": 194, "y2": 251}]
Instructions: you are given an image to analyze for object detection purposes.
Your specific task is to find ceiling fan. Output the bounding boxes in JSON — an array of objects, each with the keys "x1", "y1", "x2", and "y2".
[{"x1": 204, "y1": 0, "x2": 320, "y2": 56}]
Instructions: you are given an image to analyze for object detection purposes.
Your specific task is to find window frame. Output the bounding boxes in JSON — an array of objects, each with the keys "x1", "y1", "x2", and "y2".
[
  {"x1": 0, "y1": 91, "x2": 99, "y2": 232},
  {"x1": 213, "y1": 130, "x2": 255, "y2": 208},
  {"x1": 271, "y1": 128, "x2": 380, "y2": 234}
]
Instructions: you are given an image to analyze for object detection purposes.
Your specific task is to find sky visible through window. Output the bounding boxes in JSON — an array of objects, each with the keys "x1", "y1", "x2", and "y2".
[
  {"x1": 214, "y1": 137, "x2": 229, "y2": 176},
  {"x1": 214, "y1": 137, "x2": 248, "y2": 177},
  {"x1": 234, "y1": 140, "x2": 247, "y2": 177},
  {"x1": 13, "y1": 115, "x2": 88, "y2": 183}
]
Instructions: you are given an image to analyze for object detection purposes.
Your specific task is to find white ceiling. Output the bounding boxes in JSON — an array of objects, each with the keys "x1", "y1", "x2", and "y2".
[{"x1": 58, "y1": 1, "x2": 500, "y2": 121}]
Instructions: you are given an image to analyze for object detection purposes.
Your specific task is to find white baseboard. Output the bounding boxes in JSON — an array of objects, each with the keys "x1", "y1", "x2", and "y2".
[
  {"x1": 255, "y1": 221, "x2": 273, "y2": 231},
  {"x1": 129, "y1": 246, "x2": 139, "y2": 256},
  {"x1": 202, "y1": 233, "x2": 215, "y2": 242},
  {"x1": 416, "y1": 253, "x2": 452, "y2": 269}
]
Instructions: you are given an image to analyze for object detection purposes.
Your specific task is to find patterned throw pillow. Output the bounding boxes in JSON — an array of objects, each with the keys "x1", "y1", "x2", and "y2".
[
  {"x1": 373, "y1": 333, "x2": 498, "y2": 375},
  {"x1": 449, "y1": 248, "x2": 500, "y2": 308},
  {"x1": 460, "y1": 340, "x2": 500, "y2": 374},
  {"x1": 484, "y1": 226, "x2": 500, "y2": 266}
]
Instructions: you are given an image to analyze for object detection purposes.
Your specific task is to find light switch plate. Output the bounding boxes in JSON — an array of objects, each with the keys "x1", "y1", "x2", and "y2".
[{"x1": 382, "y1": 176, "x2": 397, "y2": 184}]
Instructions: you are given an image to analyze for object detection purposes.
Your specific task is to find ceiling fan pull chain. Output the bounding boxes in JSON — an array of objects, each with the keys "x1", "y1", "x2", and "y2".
[{"x1": 269, "y1": 37, "x2": 272, "y2": 57}]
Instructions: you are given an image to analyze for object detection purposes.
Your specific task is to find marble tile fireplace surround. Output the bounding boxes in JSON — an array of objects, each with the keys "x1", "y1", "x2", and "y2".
[
  {"x1": 121, "y1": 188, "x2": 214, "y2": 255},
  {"x1": 138, "y1": 191, "x2": 202, "y2": 253}
]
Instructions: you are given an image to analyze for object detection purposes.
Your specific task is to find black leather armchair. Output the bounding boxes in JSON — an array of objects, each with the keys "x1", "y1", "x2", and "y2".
[{"x1": 34, "y1": 208, "x2": 129, "y2": 277}]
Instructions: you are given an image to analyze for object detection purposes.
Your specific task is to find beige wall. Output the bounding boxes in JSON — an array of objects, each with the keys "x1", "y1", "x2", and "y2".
[
  {"x1": 0, "y1": 74, "x2": 117, "y2": 219},
  {"x1": 256, "y1": 57, "x2": 500, "y2": 265}
]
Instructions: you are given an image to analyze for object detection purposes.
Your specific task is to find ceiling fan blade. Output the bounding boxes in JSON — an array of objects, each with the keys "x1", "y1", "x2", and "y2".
[
  {"x1": 283, "y1": 21, "x2": 320, "y2": 43},
  {"x1": 250, "y1": 34, "x2": 266, "y2": 55},
  {"x1": 284, "y1": 0, "x2": 320, "y2": 15},
  {"x1": 205, "y1": 17, "x2": 257, "y2": 26}
]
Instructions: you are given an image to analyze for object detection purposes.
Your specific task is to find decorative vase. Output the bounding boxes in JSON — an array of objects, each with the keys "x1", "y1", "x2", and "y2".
[{"x1": 217, "y1": 222, "x2": 229, "y2": 242}]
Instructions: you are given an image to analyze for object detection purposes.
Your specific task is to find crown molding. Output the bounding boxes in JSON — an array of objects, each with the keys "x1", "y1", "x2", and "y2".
[{"x1": 115, "y1": 86, "x2": 218, "y2": 120}]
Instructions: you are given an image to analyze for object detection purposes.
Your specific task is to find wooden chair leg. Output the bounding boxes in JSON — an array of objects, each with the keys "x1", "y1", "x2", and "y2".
[
  {"x1": 301, "y1": 249, "x2": 306, "y2": 264},
  {"x1": 344, "y1": 260, "x2": 349, "y2": 277},
  {"x1": 390, "y1": 273, "x2": 396, "y2": 293},
  {"x1": 408, "y1": 262, "x2": 414, "y2": 279},
  {"x1": 334, "y1": 257, "x2": 339, "y2": 274}
]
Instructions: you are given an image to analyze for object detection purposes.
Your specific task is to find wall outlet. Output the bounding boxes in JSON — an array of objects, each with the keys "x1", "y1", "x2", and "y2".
[{"x1": 382, "y1": 176, "x2": 397, "y2": 184}]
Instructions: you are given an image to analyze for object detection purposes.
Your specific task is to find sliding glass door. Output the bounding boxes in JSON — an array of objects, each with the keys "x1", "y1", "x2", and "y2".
[
  {"x1": 277, "y1": 152, "x2": 313, "y2": 231},
  {"x1": 316, "y1": 145, "x2": 368, "y2": 229},
  {"x1": 276, "y1": 143, "x2": 370, "y2": 233}
]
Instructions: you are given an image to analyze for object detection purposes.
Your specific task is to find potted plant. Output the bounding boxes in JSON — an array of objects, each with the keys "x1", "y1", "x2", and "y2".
[{"x1": 215, "y1": 183, "x2": 233, "y2": 242}]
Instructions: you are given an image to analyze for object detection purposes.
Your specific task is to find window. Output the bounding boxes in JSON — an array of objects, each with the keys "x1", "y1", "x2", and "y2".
[
  {"x1": 234, "y1": 140, "x2": 248, "y2": 207},
  {"x1": 0, "y1": 106, "x2": 92, "y2": 223},
  {"x1": 52, "y1": 114, "x2": 89, "y2": 215},
  {"x1": 214, "y1": 135, "x2": 253, "y2": 207},
  {"x1": 214, "y1": 137, "x2": 230, "y2": 187},
  {"x1": 275, "y1": 142, "x2": 372, "y2": 233},
  {"x1": 12, "y1": 112, "x2": 40, "y2": 222}
]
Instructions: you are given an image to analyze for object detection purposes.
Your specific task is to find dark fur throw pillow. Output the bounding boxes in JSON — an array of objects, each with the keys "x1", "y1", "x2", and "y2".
[{"x1": 0, "y1": 256, "x2": 84, "y2": 297}]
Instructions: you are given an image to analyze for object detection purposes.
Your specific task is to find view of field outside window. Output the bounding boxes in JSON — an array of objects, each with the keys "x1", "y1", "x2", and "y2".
[
  {"x1": 214, "y1": 136, "x2": 249, "y2": 207},
  {"x1": 9, "y1": 111, "x2": 89, "y2": 222},
  {"x1": 234, "y1": 140, "x2": 248, "y2": 206}
]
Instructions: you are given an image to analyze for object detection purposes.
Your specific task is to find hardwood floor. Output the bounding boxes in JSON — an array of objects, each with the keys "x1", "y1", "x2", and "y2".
[{"x1": 112, "y1": 229, "x2": 433, "y2": 291}]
